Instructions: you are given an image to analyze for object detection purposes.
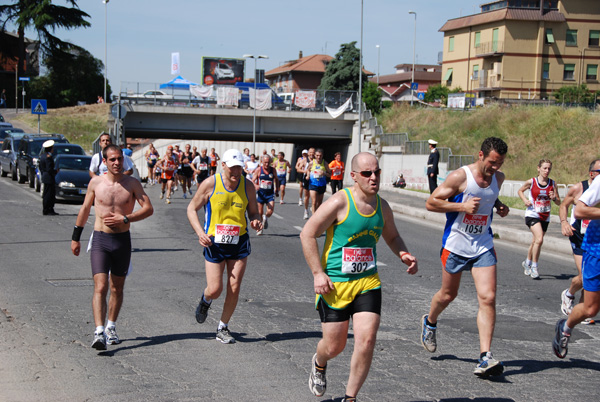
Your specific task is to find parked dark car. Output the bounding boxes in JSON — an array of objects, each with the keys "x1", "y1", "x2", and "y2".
[
  {"x1": 42, "y1": 154, "x2": 92, "y2": 202},
  {"x1": 0, "y1": 132, "x2": 25, "y2": 180},
  {"x1": 17, "y1": 134, "x2": 68, "y2": 187},
  {"x1": 34, "y1": 143, "x2": 86, "y2": 192},
  {"x1": 0, "y1": 127, "x2": 24, "y2": 146}
]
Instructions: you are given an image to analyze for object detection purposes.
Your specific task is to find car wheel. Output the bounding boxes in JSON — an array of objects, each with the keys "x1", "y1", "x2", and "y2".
[
  {"x1": 35, "y1": 175, "x2": 40, "y2": 192},
  {"x1": 11, "y1": 164, "x2": 17, "y2": 181},
  {"x1": 0, "y1": 164, "x2": 6, "y2": 177},
  {"x1": 28, "y1": 168, "x2": 35, "y2": 188}
]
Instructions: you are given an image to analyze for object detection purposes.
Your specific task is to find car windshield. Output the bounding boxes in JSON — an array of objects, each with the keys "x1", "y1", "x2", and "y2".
[
  {"x1": 57, "y1": 157, "x2": 91, "y2": 171},
  {"x1": 54, "y1": 146, "x2": 84, "y2": 156}
]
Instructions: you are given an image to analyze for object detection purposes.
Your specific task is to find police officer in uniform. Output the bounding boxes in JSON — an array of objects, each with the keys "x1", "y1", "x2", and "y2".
[
  {"x1": 427, "y1": 139, "x2": 440, "y2": 194},
  {"x1": 39, "y1": 140, "x2": 58, "y2": 215}
]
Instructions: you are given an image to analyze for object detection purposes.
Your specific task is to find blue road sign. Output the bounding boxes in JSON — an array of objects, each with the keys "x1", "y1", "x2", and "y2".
[
  {"x1": 31, "y1": 99, "x2": 47, "y2": 115},
  {"x1": 417, "y1": 92, "x2": 425, "y2": 101},
  {"x1": 411, "y1": 82, "x2": 419, "y2": 91},
  {"x1": 19, "y1": 77, "x2": 30, "y2": 81}
]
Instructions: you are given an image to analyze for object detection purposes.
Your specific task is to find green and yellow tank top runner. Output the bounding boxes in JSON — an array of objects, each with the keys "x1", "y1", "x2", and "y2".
[
  {"x1": 204, "y1": 173, "x2": 249, "y2": 244},
  {"x1": 317, "y1": 187, "x2": 385, "y2": 310}
]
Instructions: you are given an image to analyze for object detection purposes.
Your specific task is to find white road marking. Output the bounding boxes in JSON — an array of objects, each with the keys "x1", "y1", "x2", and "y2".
[
  {"x1": 294, "y1": 226, "x2": 303, "y2": 232},
  {"x1": 272, "y1": 212, "x2": 284, "y2": 220}
]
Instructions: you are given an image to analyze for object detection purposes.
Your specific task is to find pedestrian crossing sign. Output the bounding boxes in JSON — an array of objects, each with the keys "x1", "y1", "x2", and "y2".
[{"x1": 31, "y1": 99, "x2": 47, "y2": 115}]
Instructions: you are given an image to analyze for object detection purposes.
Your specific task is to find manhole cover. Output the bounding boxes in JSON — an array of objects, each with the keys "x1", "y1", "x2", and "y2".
[{"x1": 45, "y1": 278, "x2": 94, "y2": 287}]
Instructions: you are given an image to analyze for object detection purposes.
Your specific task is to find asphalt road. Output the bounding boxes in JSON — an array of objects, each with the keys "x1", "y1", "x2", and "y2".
[{"x1": 1, "y1": 177, "x2": 599, "y2": 402}]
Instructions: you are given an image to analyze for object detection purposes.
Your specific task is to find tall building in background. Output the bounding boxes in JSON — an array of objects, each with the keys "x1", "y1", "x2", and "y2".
[{"x1": 439, "y1": 0, "x2": 600, "y2": 100}]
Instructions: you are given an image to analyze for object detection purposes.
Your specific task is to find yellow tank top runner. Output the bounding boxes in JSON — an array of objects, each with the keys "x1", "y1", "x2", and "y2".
[{"x1": 204, "y1": 174, "x2": 249, "y2": 242}]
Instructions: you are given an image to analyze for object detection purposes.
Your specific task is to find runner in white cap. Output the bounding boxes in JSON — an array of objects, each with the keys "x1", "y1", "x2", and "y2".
[{"x1": 187, "y1": 149, "x2": 262, "y2": 344}]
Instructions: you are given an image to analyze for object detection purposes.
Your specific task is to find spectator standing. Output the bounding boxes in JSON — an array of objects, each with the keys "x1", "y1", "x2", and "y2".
[
  {"x1": 427, "y1": 139, "x2": 440, "y2": 194},
  {"x1": 39, "y1": 140, "x2": 58, "y2": 215}
]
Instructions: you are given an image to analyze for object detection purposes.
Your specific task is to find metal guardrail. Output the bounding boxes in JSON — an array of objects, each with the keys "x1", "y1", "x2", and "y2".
[
  {"x1": 118, "y1": 82, "x2": 359, "y2": 113},
  {"x1": 448, "y1": 155, "x2": 474, "y2": 171}
]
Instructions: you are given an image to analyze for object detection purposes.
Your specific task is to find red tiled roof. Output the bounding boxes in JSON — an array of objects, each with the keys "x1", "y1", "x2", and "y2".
[
  {"x1": 265, "y1": 54, "x2": 333, "y2": 77},
  {"x1": 439, "y1": 8, "x2": 566, "y2": 32}
]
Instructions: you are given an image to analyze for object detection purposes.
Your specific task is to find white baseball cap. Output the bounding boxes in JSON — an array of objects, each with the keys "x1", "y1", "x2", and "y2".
[
  {"x1": 428, "y1": 139, "x2": 438, "y2": 145},
  {"x1": 222, "y1": 149, "x2": 245, "y2": 167},
  {"x1": 302, "y1": 149, "x2": 308, "y2": 154},
  {"x1": 43, "y1": 140, "x2": 55, "y2": 148}
]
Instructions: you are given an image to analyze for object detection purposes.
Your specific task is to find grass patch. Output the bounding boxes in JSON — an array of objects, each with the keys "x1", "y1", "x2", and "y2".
[
  {"x1": 379, "y1": 104, "x2": 600, "y2": 184},
  {"x1": 12, "y1": 104, "x2": 110, "y2": 153}
]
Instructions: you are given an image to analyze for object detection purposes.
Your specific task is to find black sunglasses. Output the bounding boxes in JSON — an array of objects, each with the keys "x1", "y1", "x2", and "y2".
[
  {"x1": 591, "y1": 170, "x2": 600, "y2": 173},
  {"x1": 353, "y1": 169, "x2": 381, "y2": 178}
]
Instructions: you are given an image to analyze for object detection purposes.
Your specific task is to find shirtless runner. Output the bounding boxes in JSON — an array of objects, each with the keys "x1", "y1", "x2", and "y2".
[{"x1": 71, "y1": 144, "x2": 154, "y2": 351}]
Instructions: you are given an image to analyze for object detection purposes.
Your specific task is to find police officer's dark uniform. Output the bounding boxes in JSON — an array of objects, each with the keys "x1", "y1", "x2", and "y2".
[
  {"x1": 427, "y1": 139, "x2": 440, "y2": 194},
  {"x1": 39, "y1": 140, "x2": 58, "y2": 215}
]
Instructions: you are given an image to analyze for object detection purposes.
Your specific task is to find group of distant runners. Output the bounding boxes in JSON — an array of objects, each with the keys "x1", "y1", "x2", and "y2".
[{"x1": 68, "y1": 136, "x2": 600, "y2": 401}]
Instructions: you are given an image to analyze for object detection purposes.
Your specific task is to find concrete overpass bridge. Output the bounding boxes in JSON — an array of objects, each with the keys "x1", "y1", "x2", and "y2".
[
  {"x1": 118, "y1": 104, "x2": 363, "y2": 181},
  {"x1": 120, "y1": 104, "x2": 358, "y2": 145}
]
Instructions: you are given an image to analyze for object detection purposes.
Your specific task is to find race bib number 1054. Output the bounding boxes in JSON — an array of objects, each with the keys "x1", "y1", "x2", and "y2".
[
  {"x1": 341, "y1": 247, "x2": 376, "y2": 274},
  {"x1": 459, "y1": 214, "x2": 488, "y2": 235}
]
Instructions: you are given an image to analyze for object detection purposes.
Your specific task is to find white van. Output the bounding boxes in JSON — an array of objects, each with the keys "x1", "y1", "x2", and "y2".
[{"x1": 279, "y1": 93, "x2": 294, "y2": 110}]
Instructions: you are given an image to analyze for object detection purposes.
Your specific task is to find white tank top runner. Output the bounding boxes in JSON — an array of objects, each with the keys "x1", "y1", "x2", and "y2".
[{"x1": 442, "y1": 166, "x2": 499, "y2": 258}]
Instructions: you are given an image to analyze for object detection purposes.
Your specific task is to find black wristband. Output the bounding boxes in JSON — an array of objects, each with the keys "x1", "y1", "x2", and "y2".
[{"x1": 72, "y1": 226, "x2": 84, "y2": 242}]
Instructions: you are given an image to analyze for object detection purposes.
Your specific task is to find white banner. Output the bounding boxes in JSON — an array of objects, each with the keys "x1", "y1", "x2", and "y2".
[
  {"x1": 295, "y1": 90, "x2": 316, "y2": 109},
  {"x1": 249, "y1": 88, "x2": 272, "y2": 110},
  {"x1": 171, "y1": 52, "x2": 180, "y2": 75},
  {"x1": 326, "y1": 96, "x2": 352, "y2": 119}
]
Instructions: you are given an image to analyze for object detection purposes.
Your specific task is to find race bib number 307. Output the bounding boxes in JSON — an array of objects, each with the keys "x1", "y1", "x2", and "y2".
[
  {"x1": 341, "y1": 247, "x2": 376, "y2": 274},
  {"x1": 215, "y1": 224, "x2": 240, "y2": 244},
  {"x1": 459, "y1": 214, "x2": 488, "y2": 235}
]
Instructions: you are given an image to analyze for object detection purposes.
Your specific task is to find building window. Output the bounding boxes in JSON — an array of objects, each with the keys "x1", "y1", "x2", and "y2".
[
  {"x1": 566, "y1": 30, "x2": 578, "y2": 46},
  {"x1": 587, "y1": 64, "x2": 598, "y2": 81},
  {"x1": 475, "y1": 32, "x2": 481, "y2": 48},
  {"x1": 542, "y1": 63, "x2": 550, "y2": 80},
  {"x1": 590, "y1": 30, "x2": 600, "y2": 47},
  {"x1": 545, "y1": 29, "x2": 555, "y2": 44},
  {"x1": 563, "y1": 64, "x2": 575, "y2": 81},
  {"x1": 473, "y1": 65, "x2": 479, "y2": 79},
  {"x1": 449, "y1": 37, "x2": 455, "y2": 52},
  {"x1": 444, "y1": 68, "x2": 453, "y2": 85},
  {"x1": 492, "y1": 28, "x2": 499, "y2": 52}
]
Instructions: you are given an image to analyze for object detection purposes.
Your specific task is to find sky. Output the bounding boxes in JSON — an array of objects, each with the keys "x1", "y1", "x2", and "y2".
[{"x1": 6, "y1": 0, "x2": 484, "y2": 91}]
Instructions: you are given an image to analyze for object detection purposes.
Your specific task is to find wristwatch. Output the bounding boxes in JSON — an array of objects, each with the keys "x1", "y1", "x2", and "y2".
[{"x1": 123, "y1": 215, "x2": 129, "y2": 224}]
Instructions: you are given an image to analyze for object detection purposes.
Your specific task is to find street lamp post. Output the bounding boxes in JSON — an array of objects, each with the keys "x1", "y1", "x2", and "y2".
[
  {"x1": 242, "y1": 54, "x2": 269, "y2": 155},
  {"x1": 103, "y1": 0, "x2": 109, "y2": 103},
  {"x1": 376, "y1": 45, "x2": 380, "y2": 86},
  {"x1": 409, "y1": 10, "x2": 417, "y2": 106},
  {"x1": 358, "y1": 0, "x2": 364, "y2": 153}
]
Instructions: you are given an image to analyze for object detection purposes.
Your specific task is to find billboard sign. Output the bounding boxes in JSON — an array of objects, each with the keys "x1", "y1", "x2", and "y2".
[{"x1": 201, "y1": 57, "x2": 245, "y2": 85}]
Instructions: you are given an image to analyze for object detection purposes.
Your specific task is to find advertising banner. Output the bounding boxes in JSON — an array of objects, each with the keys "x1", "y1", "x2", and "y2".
[
  {"x1": 201, "y1": 57, "x2": 245, "y2": 85},
  {"x1": 171, "y1": 52, "x2": 180, "y2": 75}
]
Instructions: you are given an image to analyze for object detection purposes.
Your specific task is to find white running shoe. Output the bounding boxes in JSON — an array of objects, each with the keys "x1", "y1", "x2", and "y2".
[
  {"x1": 159, "y1": 192, "x2": 164, "y2": 200},
  {"x1": 298, "y1": 199, "x2": 303, "y2": 206},
  {"x1": 530, "y1": 266, "x2": 540, "y2": 279},
  {"x1": 308, "y1": 353, "x2": 326, "y2": 397},
  {"x1": 561, "y1": 289, "x2": 575, "y2": 316},
  {"x1": 166, "y1": 198, "x2": 171, "y2": 204},
  {"x1": 303, "y1": 211, "x2": 309, "y2": 220},
  {"x1": 522, "y1": 260, "x2": 531, "y2": 276}
]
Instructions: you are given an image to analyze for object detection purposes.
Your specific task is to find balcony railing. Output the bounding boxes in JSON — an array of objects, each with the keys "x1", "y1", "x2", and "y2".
[
  {"x1": 472, "y1": 71, "x2": 502, "y2": 89},
  {"x1": 475, "y1": 41, "x2": 504, "y2": 56}
]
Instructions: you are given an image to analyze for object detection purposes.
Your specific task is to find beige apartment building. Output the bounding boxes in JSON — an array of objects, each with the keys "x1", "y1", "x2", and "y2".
[{"x1": 439, "y1": 0, "x2": 600, "y2": 100}]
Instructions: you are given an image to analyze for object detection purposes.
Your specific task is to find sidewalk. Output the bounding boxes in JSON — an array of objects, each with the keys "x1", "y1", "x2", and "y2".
[{"x1": 287, "y1": 182, "x2": 572, "y2": 256}]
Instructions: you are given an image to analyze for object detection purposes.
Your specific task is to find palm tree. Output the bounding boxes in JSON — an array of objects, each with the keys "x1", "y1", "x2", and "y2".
[{"x1": 0, "y1": 0, "x2": 91, "y2": 76}]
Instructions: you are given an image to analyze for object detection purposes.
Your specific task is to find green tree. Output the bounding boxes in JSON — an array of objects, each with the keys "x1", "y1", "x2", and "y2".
[
  {"x1": 28, "y1": 47, "x2": 109, "y2": 107},
  {"x1": 0, "y1": 0, "x2": 90, "y2": 76},
  {"x1": 362, "y1": 81, "x2": 382, "y2": 115},
  {"x1": 553, "y1": 84, "x2": 599, "y2": 103},
  {"x1": 318, "y1": 41, "x2": 368, "y2": 91},
  {"x1": 424, "y1": 84, "x2": 450, "y2": 104}
]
